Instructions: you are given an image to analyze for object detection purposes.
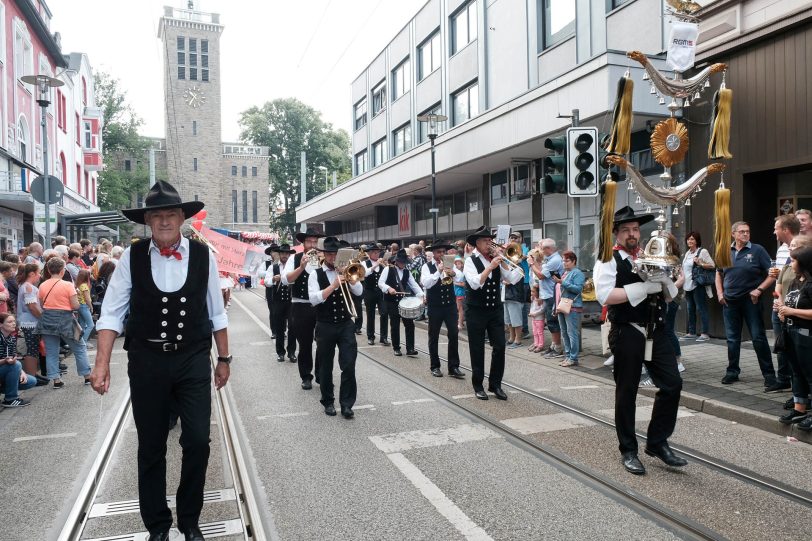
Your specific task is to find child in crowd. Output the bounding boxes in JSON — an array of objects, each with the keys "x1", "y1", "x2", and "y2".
[
  {"x1": 75, "y1": 270, "x2": 94, "y2": 346},
  {"x1": 453, "y1": 256, "x2": 466, "y2": 330},
  {"x1": 220, "y1": 272, "x2": 233, "y2": 307},
  {"x1": 237, "y1": 274, "x2": 246, "y2": 291},
  {"x1": 528, "y1": 288, "x2": 545, "y2": 352}
]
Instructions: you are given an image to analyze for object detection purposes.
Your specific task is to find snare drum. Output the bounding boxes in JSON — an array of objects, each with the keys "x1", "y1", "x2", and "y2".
[{"x1": 398, "y1": 296, "x2": 424, "y2": 320}]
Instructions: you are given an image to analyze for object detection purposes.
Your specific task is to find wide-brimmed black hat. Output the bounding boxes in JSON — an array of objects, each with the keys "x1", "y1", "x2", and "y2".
[
  {"x1": 363, "y1": 242, "x2": 382, "y2": 252},
  {"x1": 264, "y1": 243, "x2": 279, "y2": 256},
  {"x1": 338, "y1": 239, "x2": 352, "y2": 249},
  {"x1": 121, "y1": 180, "x2": 204, "y2": 225},
  {"x1": 391, "y1": 248, "x2": 410, "y2": 264},
  {"x1": 317, "y1": 236, "x2": 342, "y2": 253},
  {"x1": 295, "y1": 227, "x2": 326, "y2": 243},
  {"x1": 266, "y1": 242, "x2": 294, "y2": 255},
  {"x1": 426, "y1": 240, "x2": 453, "y2": 252},
  {"x1": 466, "y1": 226, "x2": 495, "y2": 246},
  {"x1": 613, "y1": 206, "x2": 654, "y2": 228}
]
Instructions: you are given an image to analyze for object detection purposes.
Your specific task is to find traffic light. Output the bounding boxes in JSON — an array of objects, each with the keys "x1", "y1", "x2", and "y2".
[
  {"x1": 541, "y1": 136, "x2": 567, "y2": 194},
  {"x1": 566, "y1": 127, "x2": 599, "y2": 197}
]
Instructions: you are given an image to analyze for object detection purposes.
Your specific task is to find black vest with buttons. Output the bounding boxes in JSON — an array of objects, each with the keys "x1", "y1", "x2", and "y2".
[
  {"x1": 425, "y1": 262, "x2": 454, "y2": 307},
  {"x1": 363, "y1": 259, "x2": 383, "y2": 291},
  {"x1": 125, "y1": 239, "x2": 211, "y2": 344},
  {"x1": 291, "y1": 252, "x2": 310, "y2": 300},
  {"x1": 607, "y1": 251, "x2": 665, "y2": 325},
  {"x1": 270, "y1": 262, "x2": 291, "y2": 303},
  {"x1": 315, "y1": 268, "x2": 352, "y2": 323},
  {"x1": 465, "y1": 256, "x2": 501, "y2": 309},
  {"x1": 384, "y1": 267, "x2": 412, "y2": 303}
]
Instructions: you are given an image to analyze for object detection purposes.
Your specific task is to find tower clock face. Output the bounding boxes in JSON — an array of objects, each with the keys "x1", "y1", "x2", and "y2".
[{"x1": 183, "y1": 86, "x2": 206, "y2": 108}]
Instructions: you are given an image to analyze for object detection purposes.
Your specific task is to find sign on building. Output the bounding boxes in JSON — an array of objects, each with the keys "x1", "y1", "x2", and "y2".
[{"x1": 398, "y1": 199, "x2": 412, "y2": 238}]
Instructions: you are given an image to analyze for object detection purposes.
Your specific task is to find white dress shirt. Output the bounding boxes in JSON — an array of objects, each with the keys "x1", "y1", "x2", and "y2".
[
  {"x1": 463, "y1": 249, "x2": 522, "y2": 289},
  {"x1": 96, "y1": 237, "x2": 228, "y2": 335},
  {"x1": 307, "y1": 264, "x2": 363, "y2": 305},
  {"x1": 593, "y1": 250, "x2": 629, "y2": 305},
  {"x1": 378, "y1": 266, "x2": 424, "y2": 298},
  {"x1": 420, "y1": 260, "x2": 463, "y2": 289},
  {"x1": 281, "y1": 253, "x2": 320, "y2": 303}
]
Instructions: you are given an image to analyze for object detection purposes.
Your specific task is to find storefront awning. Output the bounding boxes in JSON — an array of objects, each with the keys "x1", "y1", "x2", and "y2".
[{"x1": 62, "y1": 211, "x2": 131, "y2": 227}]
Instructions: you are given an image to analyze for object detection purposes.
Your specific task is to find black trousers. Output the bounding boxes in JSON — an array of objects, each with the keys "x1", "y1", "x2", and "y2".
[
  {"x1": 364, "y1": 288, "x2": 388, "y2": 340},
  {"x1": 265, "y1": 288, "x2": 275, "y2": 335},
  {"x1": 353, "y1": 294, "x2": 363, "y2": 332},
  {"x1": 272, "y1": 301, "x2": 295, "y2": 357},
  {"x1": 291, "y1": 302, "x2": 317, "y2": 382},
  {"x1": 316, "y1": 319, "x2": 357, "y2": 408},
  {"x1": 386, "y1": 300, "x2": 415, "y2": 351},
  {"x1": 428, "y1": 303, "x2": 459, "y2": 371},
  {"x1": 466, "y1": 304, "x2": 506, "y2": 391},
  {"x1": 127, "y1": 339, "x2": 212, "y2": 534},
  {"x1": 608, "y1": 323, "x2": 682, "y2": 454}
]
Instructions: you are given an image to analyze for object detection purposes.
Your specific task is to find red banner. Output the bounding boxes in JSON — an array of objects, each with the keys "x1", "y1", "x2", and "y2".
[{"x1": 198, "y1": 226, "x2": 265, "y2": 276}]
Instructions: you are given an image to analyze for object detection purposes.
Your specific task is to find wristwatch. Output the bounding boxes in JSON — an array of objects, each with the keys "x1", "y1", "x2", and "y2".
[
  {"x1": 217, "y1": 355, "x2": 233, "y2": 364},
  {"x1": 757, "y1": 287, "x2": 765, "y2": 293}
]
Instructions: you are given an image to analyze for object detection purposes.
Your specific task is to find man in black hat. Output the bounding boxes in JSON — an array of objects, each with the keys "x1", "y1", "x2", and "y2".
[
  {"x1": 378, "y1": 249, "x2": 423, "y2": 356},
  {"x1": 421, "y1": 241, "x2": 465, "y2": 378},
  {"x1": 362, "y1": 243, "x2": 389, "y2": 346},
  {"x1": 308, "y1": 237, "x2": 363, "y2": 418},
  {"x1": 263, "y1": 244, "x2": 279, "y2": 337},
  {"x1": 463, "y1": 226, "x2": 523, "y2": 400},
  {"x1": 593, "y1": 206, "x2": 686, "y2": 476},
  {"x1": 266, "y1": 244, "x2": 296, "y2": 362},
  {"x1": 92, "y1": 180, "x2": 231, "y2": 541},
  {"x1": 282, "y1": 228, "x2": 325, "y2": 389}
]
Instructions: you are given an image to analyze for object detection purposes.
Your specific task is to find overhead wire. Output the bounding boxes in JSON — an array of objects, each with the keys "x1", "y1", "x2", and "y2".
[{"x1": 296, "y1": 0, "x2": 333, "y2": 69}]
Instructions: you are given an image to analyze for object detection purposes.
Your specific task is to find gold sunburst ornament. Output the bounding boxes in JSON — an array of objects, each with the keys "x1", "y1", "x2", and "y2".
[{"x1": 650, "y1": 118, "x2": 689, "y2": 167}]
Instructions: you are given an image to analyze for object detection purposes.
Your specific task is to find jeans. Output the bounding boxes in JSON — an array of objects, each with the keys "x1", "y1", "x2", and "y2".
[
  {"x1": 722, "y1": 296, "x2": 776, "y2": 382},
  {"x1": 664, "y1": 301, "x2": 682, "y2": 357},
  {"x1": 771, "y1": 311, "x2": 793, "y2": 385},
  {"x1": 78, "y1": 304, "x2": 94, "y2": 342},
  {"x1": 684, "y1": 287, "x2": 710, "y2": 335},
  {"x1": 522, "y1": 301, "x2": 530, "y2": 334},
  {"x1": 557, "y1": 311, "x2": 582, "y2": 361},
  {"x1": 43, "y1": 333, "x2": 91, "y2": 380},
  {"x1": 0, "y1": 361, "x2": 22, "y2": 400},
  {"x1": 542, "y1": 298, "x2": 560, "y2": 333}
]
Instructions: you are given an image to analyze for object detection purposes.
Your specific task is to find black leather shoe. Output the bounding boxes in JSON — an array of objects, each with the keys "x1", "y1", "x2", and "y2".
[
  {"x1": 341, "y1": 406, "x2": 355, "y2": 419},
  {"x1": 449, "y1": 368, "x2": 465, "y2": 379},
  {"x1": 393, "y1": 349, "x2": 403, "y2": 356},
  {"x1": 489, "y1": 387, "x2": 508, "y2": 400},
  {"x1": 721, "y1": 374, "x2": 739, "y2": 384},
  {"x1": 355, "y1": 330, "x2": 363, "y2": 335},
  {"x1": 324, "y1": 404, "x2": 336, "y2": 416},
  {"x1": 147, "y1": 532, "x2": 170, "y2": 541},
  {"x1": 183, "y1": 526, "x2": 205, "y2": 541},
  {"x1": 368, "y1": 338, "x2": 375, "y2": 345},
  {"x1": 431, "y1": 368, "x2": 443, "y2": 377},
  {"x1": 406, "y1": 350, "x2": 418, "y2": 357},
  {"x1": 645, "y1": 442, "x2": 688, "y2": 467},
  {"x1": 474, "y1": 390, "x2": 488, "y2": 400},
  {"x1": 271, "y1": 334, "x2": 277, "y2": 339},
  {"x1": 621, "y1": 452, "x2": 646, "y2": 475},
  {"x1": 380, "y1": 339, "x2": 390, "y2": 346},
  {"x1": 301, "y1": 379, "x2": 312, "y2": 390},
  {"x1": 277, "y1": 354, "x2": 285, "y2": 362},
  {"x1": 288, "y1": 355, "x2": 296, "y2": 363}
]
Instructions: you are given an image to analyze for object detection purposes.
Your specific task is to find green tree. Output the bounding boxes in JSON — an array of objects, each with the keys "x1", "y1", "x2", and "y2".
[
  {"x1": 94, "y1": 71, "x2": 150, "y2": 211},
  {"x1": 238, "y1": 98, "x2": 350, "y2": 241}
]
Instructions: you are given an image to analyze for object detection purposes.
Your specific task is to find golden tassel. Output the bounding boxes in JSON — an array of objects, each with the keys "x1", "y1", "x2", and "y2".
[
  {"x1": 606, "y1": 77, "x2": 634, "y2": 155},
  {"x1": 708, "y1": 87, "x2": 733, "y2": 159},
  {"x1": 598, "y1": 175, "x2": 618, "y2": 263},
  {"x1": 714, "y1": 186, "x2": 731, "y2": 268}
]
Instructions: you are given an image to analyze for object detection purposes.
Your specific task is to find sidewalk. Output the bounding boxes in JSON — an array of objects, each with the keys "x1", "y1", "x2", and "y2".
[{"x1": 414, "y1": 319, "x2": 810, "y2": 444}]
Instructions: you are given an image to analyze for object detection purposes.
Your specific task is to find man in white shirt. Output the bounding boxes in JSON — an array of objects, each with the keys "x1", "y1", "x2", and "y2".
[
  {"x1": 421, "y1": 241, "x2": 465, "y2": 378},
  {"x1": 378, "y1": 249, "x2": 423, "y2": 356},
  {"x1": 769, "y1": 214, "x2": 801, "y2": 392},
  {"x1": 796, "y1": 209, "x2": 811, "y2": 236},
  {"x1": 91, "y1": 180, "x2": 230, "y2": 541},
  {"x1": 308, "y1": 237, "x2": 363, "y2": 418},
  {"x1": 463, "y1": 226, "x2": 523, "y2": 401}
]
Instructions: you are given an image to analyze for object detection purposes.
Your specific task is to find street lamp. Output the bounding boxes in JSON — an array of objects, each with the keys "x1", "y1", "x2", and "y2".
[
  {"x1": 417, "y1": 112, "x2": 447, "y2": 243},
  {"x1": 21, "y1": 74, "x2": 64, "y2": 248}
]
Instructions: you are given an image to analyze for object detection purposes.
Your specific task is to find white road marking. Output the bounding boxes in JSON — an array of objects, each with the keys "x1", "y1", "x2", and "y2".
[
  {"x1": 369, "y1": 424, "x2": 500, "y2": 453},
  {"x1": 387, "y1": 453, "x2": 493, "y2": 541},
  {"x1": 451, "y1": 393, "x2": 477, "y2": 399},
  {"x1": 560, "y1": 385, "x2": 600, "y2": 390},
  {"x1": 257, "y1": 412, "x2": 311, "y2": 420},
  {"x1": 533, "y1": 388, "x2": 552, "y2": 393},
  {"x1": 354, "y1": 404, "x2": 376, "y2": 410},
  {"x1": 13, "y1": 432, "x2": 77, "y2": 442},
  {"x1": 392, "y1": 398, "x2": 435, "y2": 406},
  {"x1": 230, "y1": 296, "x2": 273, "y2": 336},
  {"x1": 501, "y1": 413, "x2": 596, "y2": 435},
  {"x1": 595, "y1": 405, "x2": 694, "y2": 422},
  {"x1": 249, "y1": 341, "x2": 274, "y2": 346}
]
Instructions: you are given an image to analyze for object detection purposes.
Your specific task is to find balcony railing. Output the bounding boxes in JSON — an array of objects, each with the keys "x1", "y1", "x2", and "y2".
[
  {"x1": 0, "y1": 171, "x2": 23, "y2": 193},
  {"x1": 164, "y1": 7, "x2": 220, "y2": 24}
]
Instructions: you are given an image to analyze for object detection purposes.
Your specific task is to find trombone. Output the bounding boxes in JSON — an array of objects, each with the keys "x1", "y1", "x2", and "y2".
[
  {"x1": 336, "y1": 259, "x2": 366, "y2": 318},
  {"x1": 488, "y1": 241, "x2": 525, "y2": 277}
]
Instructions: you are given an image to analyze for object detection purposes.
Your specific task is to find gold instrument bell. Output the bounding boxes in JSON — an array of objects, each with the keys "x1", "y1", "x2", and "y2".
[
  {"x1": 633, "y1": 230, "x2": 680, "y2": 281},
  {"x1": 441, "y1": 254, "x2": 456, "y2": 285}
]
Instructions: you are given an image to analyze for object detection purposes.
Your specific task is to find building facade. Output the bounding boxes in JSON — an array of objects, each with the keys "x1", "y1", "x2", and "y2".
[{"x1": 157, "y1": 4, "x2": 269, "y2": 233}]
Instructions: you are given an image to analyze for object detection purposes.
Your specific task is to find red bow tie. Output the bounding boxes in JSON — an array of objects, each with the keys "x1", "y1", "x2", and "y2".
[
  {"x1": 159, "y1": 247, "x2": 182, "y2": 260},
  {"x1": 614, "y1": 244, "x2": 640, "y2": 260}
]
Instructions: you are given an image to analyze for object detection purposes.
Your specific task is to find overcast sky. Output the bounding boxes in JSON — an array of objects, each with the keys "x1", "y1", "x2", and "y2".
[{"x1": 48, "y1": 0, "x2": 426, "y2": 141}]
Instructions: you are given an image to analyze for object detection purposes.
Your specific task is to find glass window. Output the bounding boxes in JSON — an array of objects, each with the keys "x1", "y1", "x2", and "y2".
[
  {"x1": 202, "y1": 69, "x2": 209, "y2": 82},
  {"x1": 393, "y1": 124, "x2": 411, "y2": 156},
  {"x1": 202, "y1": 55, "x2": 208, "y2": 68},
  {"x1": 392, "y1": 59, "x2": 411, "y2": 101},
  {"x1": 177, "y1": 52, "x2": 185, "y2": 65},
  {"x1": 578, "y1": 223, "x2": 596, "y2": 272},
  {"x1": 252, "y1": 191, "x2": 258, "y2": 223},
  {"x1": 231, "y1": 165, "x2": 237, "y2": 176},
  {"x1": 372, "y1": 138, "x2": 388, "y2": 167},
  {"x1": 417, "y1": 104, "x2": 443, "y2": 144},
  {"x1": 372, "y1": 81, "x2": 386, "y2": 117},
  {"x1": 201, "y1": 40, "x2": 208, "y2": 54},
  {"x1": 242, "y1": 190, "x2": 248, "y2": 223},
  {"x1": 124, "y1": 160, "x2": 131, "y2": 172},
  {"x1": 178, "y1": 66, "x2": 185, "y2": 80},
  {"x1": 242, "y1": 166, "x2": 247, "y2": 177},
  {"x1": 232, "y1": 190, "x2": 237, "y2": 222},
  {"x1": 193, "y1": 157, "x2": 198, "y2": 171},
  {"x1": 177, "y1": 36, "x2": 185, "y2": 50},
  {"x1": 453, "y1": 191, "x2": 466, "y2": 214},
  {"x1": 418, "y1": 32, "x2": 441, "y2": 81},
  {"x1": 354, "y1": 98, "x2": 367, "y2": 130},
  {"x1": 490, "y1": 170, "x2": 508, "y2": 206},
  {"x1": 545, "y1": 222, "x2": 569, "y2": 253},
  {"x1": 189, "y1": 38, "x2": 197, "y2": 52},
  {"x1": 355, "y1": 150, "x2": 368, "y2": 175},
  {"x1": 192, "y1": 121, "x2": 197, "y2": 136},
  {"x1": 452, "y1": 82, "x2": 479, "y2": 125},
  {"x1": 511, "y1": 164, "x2": 531, "y2": 201},
  {"x1": 190, "y1": 53, "x2": 197, "y2": 66},
  {"x1": 467, "y1": 188, "x2": 480, "y2": 212},
  {"x1": 451, "y1": 2, "x2": 477, "y2": 55},
  {"x1": 252, "y1": 166, "x2": 257, "y2": 177},
  {"x1": 190, "y1": 67, "x2": 197, "y2": 80},
  {"x1": 541, "y1": 0, "x2": 576, "y2": 50}
]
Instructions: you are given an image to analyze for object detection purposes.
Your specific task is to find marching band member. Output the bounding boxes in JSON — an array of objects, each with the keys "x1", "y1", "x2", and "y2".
[
  {"x1": 362, "y1": 243, "x2": 389, "y2": 346},
  {"x1": 263, "y1": 244, "x2": 278, "y2": 337},
  {"x1": 463, "y1": 226, "x2": 522, "y2": 400},
  {"x1": 308, "y1": 237, "x2": 362, "y2": 419},
  {"x1": 378, "y1": 249, "x2": 423, "y2": 357},
  {"x1": 421, "y1": 241, "x2": 465, "y2": 378},
  {"x1": 267, "y1": 244, "x2": 296, "y2": 363},
  {"x1": 282, "y1": 228, "x2": 324, "y2": 390},
  {"x1": 594, "y1": 206, "x2": 686, "y2": 475}
]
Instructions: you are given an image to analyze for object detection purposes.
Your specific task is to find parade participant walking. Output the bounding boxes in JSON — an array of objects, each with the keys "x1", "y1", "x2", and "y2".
[
  {"x1": 420, "y1": 241, "x2": 465, "y2": 378},
  {"x1": 362, "y1": 243, "x2": 388, "y2": 345},
  {"x1": 91, "y1": 180, "x2": 231, "y2": 541},
  {"x1": 282, "y1": 228, "x2": 325, "y2": 390},
  {"x1": 308, "y1": 237, "x2": 363, "y2": 418},
  {"x1": 379, "y1": 249, "x2": 423, "y2": 356},
  {"x1": 267, "y1": 244, "x2": 296, "y2": 362},
  {"x1": 463, "y1": 226, "x2": 523, "y2": 401},
  {"x1": 594, "y1": 207, "x2": 686, "y2": 475},
  {"x1": 263, "y1": 244, "x2": 279, "y2": 336}
]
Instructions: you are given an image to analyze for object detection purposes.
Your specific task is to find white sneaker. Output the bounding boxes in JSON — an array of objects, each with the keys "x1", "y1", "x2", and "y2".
[
  {"x1": 639, "y1": 376, "x2": 654, "y2": 387},
  {"x1": 603, "y1": 355, "x2": 615, "y2": 367},
  {"x1": 677, "y1": 362, "x2": 686, "y2": 373}
]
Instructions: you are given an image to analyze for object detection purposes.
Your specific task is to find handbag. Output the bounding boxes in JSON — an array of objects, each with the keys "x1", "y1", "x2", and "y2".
[
  {"x1": 691, "y1": 250, "x2": 715, "y2": 287},
  {"x1": 72, "y1": 314, "x2": 83, "y2": 342},
  {"x1": 556, "y1": 297, "x2": 573, "y2": 315}
]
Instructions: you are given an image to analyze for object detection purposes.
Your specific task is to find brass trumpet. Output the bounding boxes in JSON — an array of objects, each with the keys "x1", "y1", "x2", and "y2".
[
  {"x1": 357, "y1": 247, "x2": 369, "y2": 262},
  {"x1": 440, "y1": 255, "x2": 456, "y2": 285},
  {"x1": 336, "y1": 260, "x2": 366, "y2": 317},
  {"x1": 488, "y1": 241, "x2": 525, "y2": 277}
]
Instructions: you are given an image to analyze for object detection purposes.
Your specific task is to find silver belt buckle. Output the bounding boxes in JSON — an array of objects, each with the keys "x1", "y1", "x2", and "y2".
[{"x1": 162, "y1": 342, "x2": 177, "y2": 352}]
